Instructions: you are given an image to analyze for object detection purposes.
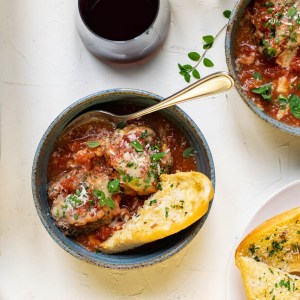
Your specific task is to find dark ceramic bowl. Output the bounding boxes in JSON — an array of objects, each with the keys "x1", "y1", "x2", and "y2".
[
  {"x1": 225, "y1": 0, "x2": 300, "y2": 136},
  {"x1": 32, "y1": 89, "x2": 215, "y2": 269}
]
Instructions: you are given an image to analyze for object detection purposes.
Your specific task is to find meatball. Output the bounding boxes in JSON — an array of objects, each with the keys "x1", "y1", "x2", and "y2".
[
  {"x1": 105, "y1": 124, "x2": 173, "y2": 195},
  {"x1": 49, "y1": 170, "x2": 121, "y2": 237}
]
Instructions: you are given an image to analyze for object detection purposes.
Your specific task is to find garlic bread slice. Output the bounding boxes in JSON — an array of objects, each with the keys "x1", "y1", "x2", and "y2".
[
  {"x1": 236, "y1": 206, "x2": 300, "y2": 274},
  {"x1": 100, "y1": 171, "x2": 214, "y2": 254}
]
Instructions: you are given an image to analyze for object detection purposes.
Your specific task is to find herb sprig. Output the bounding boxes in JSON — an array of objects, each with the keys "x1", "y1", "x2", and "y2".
[{"x1": 178, "y1": 10, "x2": 231, "y2": 83}]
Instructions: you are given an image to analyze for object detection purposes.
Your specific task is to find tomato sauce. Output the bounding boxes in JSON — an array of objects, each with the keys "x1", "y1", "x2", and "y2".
[{"x1": 234, "y1": 0, "x2": 300, "y2": 127}]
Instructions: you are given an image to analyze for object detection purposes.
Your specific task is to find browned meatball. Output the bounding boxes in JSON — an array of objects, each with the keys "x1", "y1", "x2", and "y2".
[
  {"x1": 49, "y1": 170, "x2": 121, "y2": 237},
  {"x1": 105, "y1": 124, "x2": 173, "y2": 195}
]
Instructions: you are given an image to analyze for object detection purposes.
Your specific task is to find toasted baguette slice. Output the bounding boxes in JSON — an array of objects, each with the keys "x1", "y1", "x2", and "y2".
[
  {"x1": 100, "y1": 171, "x2": 214, "y2": 254},
  {"x1": 236, "y1": 256, "x2": 300, "y2": 300},
  {"x1": 236, "y1": 206, "x2": 300, "y2": 273}
]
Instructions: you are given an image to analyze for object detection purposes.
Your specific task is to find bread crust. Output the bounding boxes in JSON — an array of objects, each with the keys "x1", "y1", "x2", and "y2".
[{"x1": 100, "y1": 171, "x2": 214, "y2": 254}]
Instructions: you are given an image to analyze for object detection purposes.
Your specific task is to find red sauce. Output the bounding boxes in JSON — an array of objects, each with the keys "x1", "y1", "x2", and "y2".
[
  {"x1": 234, "y1": 0, "x2": 300, "y2": 127},
  {"x1": 47, "y1": 108, "x2": 197, "y2": 252}
]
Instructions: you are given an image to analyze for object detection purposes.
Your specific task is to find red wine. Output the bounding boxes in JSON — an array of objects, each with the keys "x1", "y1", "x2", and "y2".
[{"x1": 79, "y1": 0, "x2": 159, "y2": 41}]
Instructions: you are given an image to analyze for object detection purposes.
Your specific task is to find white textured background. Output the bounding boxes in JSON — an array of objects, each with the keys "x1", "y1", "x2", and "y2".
[{"x1": 1, "y1": 0, "x2": 300, "y2": 299}]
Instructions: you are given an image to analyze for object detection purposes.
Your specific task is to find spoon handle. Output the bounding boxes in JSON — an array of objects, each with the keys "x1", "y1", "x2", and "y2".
[{"x1": 126, "y1": 71, "x2": 234, "y2": 120}]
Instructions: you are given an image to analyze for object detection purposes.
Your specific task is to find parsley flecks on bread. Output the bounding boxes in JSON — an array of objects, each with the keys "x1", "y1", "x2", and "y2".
[
  {"x1": 100, "y1": 171, "x2": 214, "y2": 254},
  {"x1": 236, "y1": 206, "x2": 300, "y2": 274},
  {"x1": 237, "y1": 256, "x2": 300, "y2": 300}
]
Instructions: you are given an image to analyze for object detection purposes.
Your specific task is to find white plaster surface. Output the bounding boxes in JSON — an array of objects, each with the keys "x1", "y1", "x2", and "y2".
[{"x1": 0, "y1": 0, "x2": 300, "y2": 299}]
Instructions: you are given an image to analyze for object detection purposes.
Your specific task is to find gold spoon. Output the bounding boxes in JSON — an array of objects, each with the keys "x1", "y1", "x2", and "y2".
[{"x1": 63, "y1": 71, "x2": 234, "y2": 135}]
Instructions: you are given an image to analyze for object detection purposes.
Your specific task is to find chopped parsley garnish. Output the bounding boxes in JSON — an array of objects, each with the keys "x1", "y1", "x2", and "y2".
[
  {"x1": 278, "y1": 95, "x2": 288, "y2": 110},
  {"x1": 183, "y1": 147, "x2": 195, "y2": 158},
  {"x1": 129, "y1": 177, "x2": 140, "y2": 186},
  {"x1": 73, "y1": 213, "x2": 79, "y2": 220},
  {"x1": 105, "y1": 197, "x2": 115, "y2": 209},
  {"x1": 268, "y1": 240, "x2": 283, "y2": 256},
  {"x1": 93, "y1": 189, "x2": 115, "y2": 209},
  {"x1": 130, "y1": 140, "x2": 143, "y2": 152},
  {"x1": 165, "y1": 207, "x2": 169, "y2": 218},
  {"x1": 68, "y1": 195, "x2": 82, "y2": 205},
  {"x1": 279, "y1": 278, "x2": 291, "y2": 291},
  {"x1": 108, "y1": 179, "x2": 120, "y2": 193},
  {"x1": 86, "y1": 141, "x2": 100, "y2": 148},
  {"x1": 151, "y1": 152, "x2": 166, "y2": 162},
  {"x1": 252, "y1": 83, "x2": 272, "y2": 101},
  {"x1": 116, "y1": 121, "x2": 126, "y2": 129},
  {"x1": 249, "y1": 244, "x2": 258, "y2": 255},
  {"x1": 152, "y1": 144, "x2": 160, "y2": 151},
  {"x1": 263, "y1": 47, "x2": 277, "y2": 60},
  {"x1": 93, "y1": 190, "x2": 106, "y2": 206},
  {"x1": 123, "y1": 174, "x2": 133, "y2": 182},
  {"x1": 140, "y1": 130, "x2": 149, "y2": 138},
  {"x1": 149, "y1": 199, "x2": 157, "y2": 206},
  {"x1": 263, "y1": 1, "x2": 274, "y2": 8},
  {"x1": 289, "y1": 94, "x2": 300, "y2": 119},
  {"x1": 287, "y1": 6, "x2": 297, "y2": 19},
  {"x1": 252, "y1": 72, "x2": 262, "y2": 80}
]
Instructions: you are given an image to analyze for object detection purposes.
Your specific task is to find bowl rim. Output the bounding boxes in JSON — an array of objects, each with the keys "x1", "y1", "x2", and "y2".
[
  {"x1": 225, "y1": 0, "x2": 300, "y2": 136},
  {"x1": 31, "y1": 88, "x2": 215, "y2": 269}
]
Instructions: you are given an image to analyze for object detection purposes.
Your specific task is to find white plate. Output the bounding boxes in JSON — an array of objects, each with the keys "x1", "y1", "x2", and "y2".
[{"x1": 226, "y1": 179, "x2": 300, "y2": 300}]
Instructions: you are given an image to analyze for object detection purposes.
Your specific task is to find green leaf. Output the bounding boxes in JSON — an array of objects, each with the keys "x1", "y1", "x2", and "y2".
[
  {"x1": 116, "y1": 121, "x2": 126, "y2": 129},
  {"x1": 252, "y1": 83, "x2": 272, "y2": 101},
  {"x1": 179, "y1": 70, "x2": 188, "y2": 76},
  {"x1": 184, "y1": 73, "x2": 191, "y2": 83},
  {"x1": 140, "y1": 130, "x2": 149, "y2": 138},
  {"x1": 192, "y1": 69, "x2": 200, "y2": 79},
  {"x1": 130, "y1": 140, "x2": 143, "y2": 152},
  {"x1": 287, "y1": 6, "x2": 297, "y2": 19},
  {"x1": 203, "y1": 58, "x2": 214, "y2": 67},
  {"x1": 108, "y1": 179, "x2": 120, "y2": 193},
  {"x1": 183, "y1": 147, "x2": 195, "y2": 158},
  {"x1": 202, "y1": 35, "x2": 214, "y2": 50},
  {"x1": 183, "y1": 64, "x2": 193, "y2": 71},
  {"x1": 252, "y1": 72, "x2": 262, "y2": 80},
  {"x1": 278, "y1": 94, "x2": 288, "y2": 110},
  {"x1": 86, "y1": 141, "x2": 100, "y2": 148},
  {"x1": 106, "y1": 197, "x2": 115, "y2": 209},
  {"x1": 203, "y1": 43, "x2": 212, "y2": 50},
  {"x1": 188, "y1": 52, "x2": 201, "y2": 61},
  {"x1": 149, "y1": 199, "x2": 157, "y2": 206},
  {"x1": 223, "y1": 10, "x2": 231, "y2": 19},
  {"x1": 289, "y1": 94, "x2": 300, "y2": 119},
  {"x1": 202, "y1": 35, "x2": 214, "y2": 44},
  {"x1": 93, "y1": 190, "x2": 106, "y2": 206},
  {"x1": 263, "y1": 47, "x2": 277, "y2": 60},
  {"x1": 178, "y1": 63, "x2": 185, "y2": 71},
  {"x1": 151, "y1": 152, "x2": 166, "y2": 162}
]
